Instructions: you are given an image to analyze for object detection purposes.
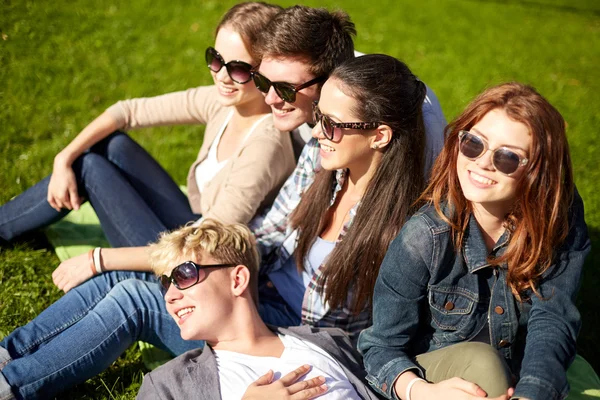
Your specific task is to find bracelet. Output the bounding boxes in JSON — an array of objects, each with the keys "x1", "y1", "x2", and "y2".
[
  {"x1": 405, "y1": 377, "x2": 426, "y2": 400},
  {"x1": 92, "y1": 247, "x2": 103, "y2": 275},
  {"x1": 87, "y1": 249, "x2": 96, "y2": 276}
]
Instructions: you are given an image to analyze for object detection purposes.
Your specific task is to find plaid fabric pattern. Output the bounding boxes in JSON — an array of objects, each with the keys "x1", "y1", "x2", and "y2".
[
  {"x1": 250, "y1": 138, "x2": 321, "y2": 258},
  {"x1": 250, "y1": 137, "x2": 371, "y2": 339}
]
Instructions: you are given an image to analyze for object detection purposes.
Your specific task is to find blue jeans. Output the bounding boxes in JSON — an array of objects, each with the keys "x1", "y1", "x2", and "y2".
[
  {"x1": 0, "y1": 271, "x2": 300, "y2": 399},
  {"x1": 0, "y1": 272, "x2": 204, "y2": 399},
  {"x1": 0, "y1": 132, "x2": 198, "y2": 246}
]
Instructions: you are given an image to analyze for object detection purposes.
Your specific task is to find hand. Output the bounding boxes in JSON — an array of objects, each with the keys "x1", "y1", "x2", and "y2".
[
  {"x1": 242, "y1": 365, "x2": 328, "y2": 400},
  {"x1": 48, "y1": 157, "x2": 81, "y2": 211},
  {"x1": 410, "y1": 377, "x2": 511, "y2": 400},
  {"x1": 52, "y1": 252, "x2": 94, "y2": 292}
]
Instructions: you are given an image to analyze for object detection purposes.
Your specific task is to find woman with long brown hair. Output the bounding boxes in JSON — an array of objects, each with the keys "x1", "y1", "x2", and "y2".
[
  {"x1": 255, "y1": 53, "x2": 427, "y2": 341},
  {"x1": 359, "y1": 82, "x2": 590, "y2": 400}
]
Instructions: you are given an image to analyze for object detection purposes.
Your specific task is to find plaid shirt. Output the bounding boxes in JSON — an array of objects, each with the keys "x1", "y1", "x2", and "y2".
[{"x1": 250, "y1": 137, "x2": 371, "y2": 342}]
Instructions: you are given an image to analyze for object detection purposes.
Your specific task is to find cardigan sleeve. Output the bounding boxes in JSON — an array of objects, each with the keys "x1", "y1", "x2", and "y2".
[
  {"x1": 201, "y1": 123, "x2": 295, "y2": 224},
  {"x1": 105, "y1": 86, "x2": 222, "y2": 130}
]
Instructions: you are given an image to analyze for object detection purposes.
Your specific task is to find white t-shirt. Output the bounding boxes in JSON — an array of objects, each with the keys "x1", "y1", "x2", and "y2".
[{"x1": 214, "y1": 334, "x2": 361, "y2": 400}]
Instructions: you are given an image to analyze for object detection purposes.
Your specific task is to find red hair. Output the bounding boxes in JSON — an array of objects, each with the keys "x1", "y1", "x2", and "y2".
[{"x1": 421, "y1": 82, "x2": 574, "y2": 299}]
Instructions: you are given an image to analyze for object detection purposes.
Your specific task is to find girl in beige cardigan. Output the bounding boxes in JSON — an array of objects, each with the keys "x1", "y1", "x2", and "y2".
[{"x1": 0, "y1": 3, "x2": 294, "y2": 291}]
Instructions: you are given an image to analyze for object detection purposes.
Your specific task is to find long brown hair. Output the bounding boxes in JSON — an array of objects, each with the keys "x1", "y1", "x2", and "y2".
[
  {"x1": 421, "y1": 82, "x2": 573, "y2": 299},
  {"x1": 290, "y1": 55, "x2": 427, "y2": 312}
]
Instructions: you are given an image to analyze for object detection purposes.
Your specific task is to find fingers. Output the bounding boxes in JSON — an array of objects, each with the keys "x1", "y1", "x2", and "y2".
[
  {"x1": 68, "y1": 184, "x2": 81, "y2": 211},
  {"x1": 250, "y1": 370, "x2": 274, "y2": 387},
  {"x1": 278, "y1": 364, "x2": 312, "y2": 386},
  {"x1": 47, "y1": 193, "x2": 62, "y2": 212},
  {"x1": 448, "y1": 377, "x2": 487, "y2": 397},
  {"x1": 289, "y1": 376, "x2": 327, "y2": 399}
]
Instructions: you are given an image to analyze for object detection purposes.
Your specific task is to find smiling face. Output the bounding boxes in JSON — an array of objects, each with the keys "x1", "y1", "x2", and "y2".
[
  {"x1": 211, "y1": 26, "x2": 264, "y2": 109},
  {"x1": 457, "y1": 108, "x2": 531, "y2": 215},
  {"x1": 164, "y1": 254, "x2": 233, "y2": 342},
  {"x1": 258, "y1": 56, "x2": 321, "y2": 132},
  {"x1": 312, "y1": 78, "x2": 379, "y2": 172}
]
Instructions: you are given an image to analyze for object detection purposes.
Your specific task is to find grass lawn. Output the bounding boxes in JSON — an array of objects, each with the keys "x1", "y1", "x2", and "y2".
[{"x1": 1, "y1": 0, "x2": 599, "y2": 398}]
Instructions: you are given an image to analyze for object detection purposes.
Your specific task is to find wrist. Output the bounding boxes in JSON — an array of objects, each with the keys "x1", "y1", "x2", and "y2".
[
  {"x1": 406, "y1": 378, "x2": 427, "y2": 400},
  {"x1": 54, "y1": 151, "x2": 74, "y2": 168},
  {"x1": 406, "y1": 379, "x2": 431, "y2": 400}
]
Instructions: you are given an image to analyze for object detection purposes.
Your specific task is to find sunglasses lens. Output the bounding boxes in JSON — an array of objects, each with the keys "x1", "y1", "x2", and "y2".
[
  {"x1": 158, "y1": 275, "x2": 171, "y2": 295},
  {"x1": 274, "y1": 84, "x2": 296, "y2": 103},
  {"x1": 227, "y1": 62, "x2": 252, "y2": 84},
  {"x1": 322, "y1": 116, "x2": 335, "y2": 140},
  {"x1": 253, "y1": 73, "x2": 271, "y2": 94},
  {"x1": 459, "y1": 132, "x2": 485, "y2": 159},
  {"x1": 172, "y1": 262, "x2": 200, "y2": 290},
  {"x1": 493, "y1": 148, "x2": 521, "y2": 175},
  {"x1": 205, "y1": 48, "x2": 222, "y2": 73}
]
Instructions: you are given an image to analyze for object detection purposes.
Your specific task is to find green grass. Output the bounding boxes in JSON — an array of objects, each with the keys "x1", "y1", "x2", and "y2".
[{"x1": 0, "y1": 0, "x2": 598, "y2": 398}]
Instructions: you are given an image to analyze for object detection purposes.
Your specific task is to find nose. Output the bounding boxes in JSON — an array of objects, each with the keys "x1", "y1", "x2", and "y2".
[
  {"x1": 164, "y1": 282, "x2": 183, "y2": 303},
  {"x1": 215, "y1": 66, "x2": 231, "y2": 83},
  {"x1": 312, "y1": 119, "x2": 325, "y2": 139},
  {"x1": 264, "y1": 86, "x2": 283, "y2": 106},
  {"x1": 475, "y1": 148, "x2": 495, "y2": 170}
]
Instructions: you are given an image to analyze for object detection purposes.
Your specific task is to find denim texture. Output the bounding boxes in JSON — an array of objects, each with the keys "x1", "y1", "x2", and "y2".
[
  {"x1": 0, "y1": 274, "x2": 204, "y2": 400},
  {"x1": 0, "y1": 132, "x2": 197, "y2": 246},
  {"x1": 0, "y1": 271, "x2": 299, "y2": 399},
  {"x1": 358, "y1": 192, "x2": 590, "y2": 400}
]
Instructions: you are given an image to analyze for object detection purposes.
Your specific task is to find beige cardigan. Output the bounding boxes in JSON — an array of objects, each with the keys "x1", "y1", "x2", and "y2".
[{"x1": 105, "y1": 86, "x2": 295, "y2": 224}]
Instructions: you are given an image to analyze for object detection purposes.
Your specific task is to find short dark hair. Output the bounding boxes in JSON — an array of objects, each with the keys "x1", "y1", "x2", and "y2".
[
  {"x1": 255, "y1": 5, "x2": 356, "y2": 78},
  {"x1": 216, "y1": 2, "x2": 283, "y2": 62}
]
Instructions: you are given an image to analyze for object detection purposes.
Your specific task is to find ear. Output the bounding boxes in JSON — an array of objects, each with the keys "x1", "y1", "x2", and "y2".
[
  {"x1": 370, "y1": 124, "x2": 393, "y2": 150},
  {"x1": 230, "y1": 265, "x2": 251, "y2": 298}
]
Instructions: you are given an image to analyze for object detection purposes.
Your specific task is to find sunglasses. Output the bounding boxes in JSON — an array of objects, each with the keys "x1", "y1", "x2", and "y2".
[
  {"x1": 205, "y1": 47, "x2": 254, "y2": 84},
  {"x1": 312, "y1": 101, "x2": 381, "y2": 141},
  {"x1": 458, "y1": 130, "x2": 529, "y2": 176},
  {"x1": 252, "y1": 71, "x2": 327, "y2": 103},
  {"x1": 158, "y1": 261, "x2": 235, "y2": 294}
]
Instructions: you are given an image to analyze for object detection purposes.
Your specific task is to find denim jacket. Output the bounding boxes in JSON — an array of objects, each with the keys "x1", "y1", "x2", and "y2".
[{"x1": 358, "y1": 192, "x2": 590, "y2": 400}]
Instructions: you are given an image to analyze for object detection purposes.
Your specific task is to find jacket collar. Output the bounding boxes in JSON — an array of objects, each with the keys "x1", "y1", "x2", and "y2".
[{"x1": 463, "y1": 213, "x2": 510, "y2": 273}]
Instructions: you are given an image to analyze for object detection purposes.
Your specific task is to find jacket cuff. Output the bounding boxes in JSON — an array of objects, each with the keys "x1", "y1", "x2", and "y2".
[
  {"x1": 512, "y1": 375, "x2": 567, "y2": 400},
  {"x1": 366, "y1": 358, "x2": 424, "y2": 399}
]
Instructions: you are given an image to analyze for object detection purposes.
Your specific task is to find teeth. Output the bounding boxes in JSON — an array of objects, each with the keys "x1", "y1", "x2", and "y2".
[
  {"x1": 176, "y1": 307, "x2": 195, "y2": 318},
  {"x1": 470, "y1": 171, "x2": 496, "y2": 185},
  {"x1": 320, "y1": 143, "x2": 335, "y2": 152},
  {"x1": 220, "y1": 86, "x2": 235, "y2": 94},
  {"x1": 273, "y1": 108, "x2": 292, "y2": 115}
]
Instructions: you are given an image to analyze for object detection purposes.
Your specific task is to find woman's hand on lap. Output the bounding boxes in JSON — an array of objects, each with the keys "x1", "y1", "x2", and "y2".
[
  {"x1": 48, "y1": 157, "x2": 81, "y2": 211},
  {"x1": 406, "y1": 377, "x2": 511, "y2": 400},
  {"x1": 52, "y1": 252, "x2": 94, "y2": 293}
]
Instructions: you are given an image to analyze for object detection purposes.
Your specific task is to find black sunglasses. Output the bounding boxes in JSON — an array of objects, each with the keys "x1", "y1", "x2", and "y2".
[
  {"x1": 312, "y1": 101, "x2": 381, "y2": 141},
  {"x1": 205, "y1": 47, "x2": 254, "y2": 84},
  {"x1": 158, "y1": 261, "x2": 236, "y2": 294},
  {"x1": 252, "y1": 71, "x2": 326, "y2": 103},
  {"x1": 458, "y1": 130, "x2": 529, "y2": 176}
]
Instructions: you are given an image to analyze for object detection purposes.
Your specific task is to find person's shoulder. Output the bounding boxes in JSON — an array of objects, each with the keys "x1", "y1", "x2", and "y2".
[{"x1": 144, "y1": 348, "x2": 204, "y2": 381}]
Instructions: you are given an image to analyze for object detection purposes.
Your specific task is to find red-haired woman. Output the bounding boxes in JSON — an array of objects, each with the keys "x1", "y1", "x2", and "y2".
[{"x1": 359, "y1": 82, "x2": 590, "y2": 400}]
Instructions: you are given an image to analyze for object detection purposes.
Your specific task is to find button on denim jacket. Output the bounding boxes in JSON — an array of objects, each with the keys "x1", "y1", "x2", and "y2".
[{"x1": 358, "y1": 193, "x2": 590, "y2": 400}]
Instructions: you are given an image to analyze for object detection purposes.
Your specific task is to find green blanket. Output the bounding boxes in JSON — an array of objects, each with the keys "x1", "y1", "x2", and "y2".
[{"x1": 44, "y1": 204, "x2": 600, "y2": 394}]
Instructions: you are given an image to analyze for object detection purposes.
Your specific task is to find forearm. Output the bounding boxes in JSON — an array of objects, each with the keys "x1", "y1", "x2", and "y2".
[
  {"x1": 101, "y1": 246, "x2": 152, "y2": 273},
  {"x1": 55, "y1": 111, "x2": 120, "y2": 167}
]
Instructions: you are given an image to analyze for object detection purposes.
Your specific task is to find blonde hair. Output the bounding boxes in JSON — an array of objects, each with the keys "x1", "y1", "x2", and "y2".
[{"x1": 149, "y1": 219, "x2": 260, "y2": 303}]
